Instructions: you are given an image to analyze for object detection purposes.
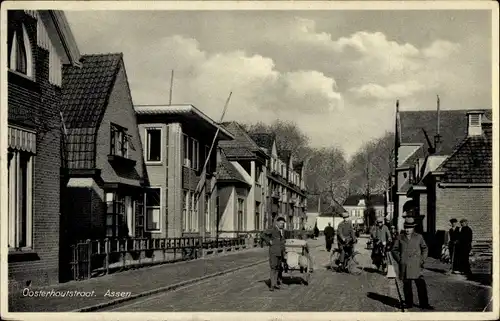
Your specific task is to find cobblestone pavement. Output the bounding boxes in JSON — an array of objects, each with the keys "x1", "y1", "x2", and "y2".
[{"x1": 104, "y1": 237, "x2": 492, "y2": 312}]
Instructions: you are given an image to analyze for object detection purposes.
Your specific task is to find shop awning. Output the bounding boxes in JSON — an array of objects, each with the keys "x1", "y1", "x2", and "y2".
[{"x1": 8, "y1": 126, "x2": 36, "y2": 153}]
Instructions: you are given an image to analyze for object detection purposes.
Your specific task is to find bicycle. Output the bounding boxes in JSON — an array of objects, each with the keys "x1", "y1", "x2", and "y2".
[
  {"x1": 371, "y1": 241, "x2": 388, "y2": 273},
  {"x1": 330, "y1": 241, "x2": 362, "y2": 275}
]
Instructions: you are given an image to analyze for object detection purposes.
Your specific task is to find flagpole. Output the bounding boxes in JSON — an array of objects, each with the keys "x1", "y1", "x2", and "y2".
[{"x1": 393, "y1": 100, "x2": 400, "y2": 228}]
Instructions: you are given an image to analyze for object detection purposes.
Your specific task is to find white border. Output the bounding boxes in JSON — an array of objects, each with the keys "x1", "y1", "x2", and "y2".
[{"x1": 1, "y1": 2, "x2": 498, "y2": 321}]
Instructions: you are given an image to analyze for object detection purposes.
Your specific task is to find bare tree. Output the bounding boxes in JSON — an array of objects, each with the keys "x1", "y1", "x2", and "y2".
[
  {"x1": 305, "y1": 147, "x2": 350, "y2": 204},
  {"x1": 348, "y1": 131, "x2": 394, "y2": 195}
]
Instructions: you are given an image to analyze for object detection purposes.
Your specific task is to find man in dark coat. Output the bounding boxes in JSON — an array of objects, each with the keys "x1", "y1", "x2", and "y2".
[
  {"x1": 457, "y1": 219, "x2": 473, "y2": 276},
  {"x1": 446, "y1": 218, "x2": 460, "y2": 273},
  {"x1": 391, "y1": 217, "x2": 434, "y2": 310},
  {"x1": 261, "y1": 216, "x2": 286, "y2": 291},
  {"x1": 324, "y1": 222, "x2": 335, "y2": 252},
  {"x1": 337, "y1": 212, "x2": 356, "y2": 268}
]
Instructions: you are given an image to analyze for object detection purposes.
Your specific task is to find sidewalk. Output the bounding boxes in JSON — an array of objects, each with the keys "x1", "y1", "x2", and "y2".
[
  {"x1": 9, "y1": 238, "x2": 325, "y2": 313},
  {"x1": 9, "y1": 247, "x2": 267, "y2": 312}
]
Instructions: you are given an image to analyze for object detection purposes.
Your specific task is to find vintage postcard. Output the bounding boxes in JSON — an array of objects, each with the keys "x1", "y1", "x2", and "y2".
[{"x1": 1, "y1": 1, "x2": 498, "y2": 320}]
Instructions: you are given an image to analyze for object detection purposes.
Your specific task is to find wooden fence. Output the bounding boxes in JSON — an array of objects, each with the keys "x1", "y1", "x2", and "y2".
[{"x1": 70, "y1": 235, "x2": 259, "y2": 281}]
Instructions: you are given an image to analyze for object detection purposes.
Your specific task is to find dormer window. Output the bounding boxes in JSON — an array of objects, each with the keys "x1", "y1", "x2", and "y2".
[
  {"x1": 110, "y1": 124, "x2": 129, "y2": 158},
  {"x1": 8, "y1": 23, "x2": 33, "y2": 78}
]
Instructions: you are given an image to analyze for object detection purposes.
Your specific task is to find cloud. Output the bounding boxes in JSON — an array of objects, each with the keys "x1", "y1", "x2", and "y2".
[
  {"x1": 66, "y1": 12, "x2": 491, "y2": 157},
  {"x1": 129, "y1": 34, "x2": 343, "y2": 124}
]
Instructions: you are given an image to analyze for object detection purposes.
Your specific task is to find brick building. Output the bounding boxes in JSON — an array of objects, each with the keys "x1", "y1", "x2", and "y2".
[
  {"x1": 7, "y1": 10, "x2": 81, "y2": 289},
  {"x1": 406, "y1": 111, "x2": 493, "y2": 253},
  {"x1": 134, "y1": 104, "x2": 234, "y2": 238},
  {"x1": 390, "y1": 107, "x2": 492, "y2": 233},
  {"x1": 60, "y1": 53, "x2": 148, "y2": 279}
]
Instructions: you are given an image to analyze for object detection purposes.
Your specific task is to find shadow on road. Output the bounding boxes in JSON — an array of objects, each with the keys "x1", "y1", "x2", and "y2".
[
  {"x1": 363, "y1": 267, "x2": 386, "y2": 275},
  {"x1": 367, "y1": 292, "x2": 402, "y2": 310}
]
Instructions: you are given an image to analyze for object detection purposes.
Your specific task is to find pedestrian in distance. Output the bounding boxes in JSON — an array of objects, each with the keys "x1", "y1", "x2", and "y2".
[
  {"x1": 445, "y1": 218, "x2": 460, "y2": 273},
  {"x1": 370, "y1": 217, "x2": 391, "y2": 270},
  {"x1": 457, "y1": 219, "x2": 473, "y2": 277},
  {"x1": 324, "y1": 222, "x2": 335, "y2": 252},
  {"x1": 313, "y1": 222, "x2": 320, "y2": 239},
  {"x1": 391, "y1": 217, "x2": 434, "y2": 310},
  {"x1": 261, "y1": 216, "x2": 287, "y2": 291},
  {"x1": 337, "y1": 212, "x2": 357, "y2": 269}
]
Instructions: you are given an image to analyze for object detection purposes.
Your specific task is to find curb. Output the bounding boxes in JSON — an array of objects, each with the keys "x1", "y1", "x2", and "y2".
[{"x1": 73, "y1": 258, "x2": 268, "y2": 312}]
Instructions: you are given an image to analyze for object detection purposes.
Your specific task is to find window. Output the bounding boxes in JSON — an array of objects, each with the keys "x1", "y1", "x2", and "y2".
[
  {"x1": 8, "y1": 23, "x2": 32, "y2": 77},
  {"x1": 190, "y1": 193, "x2": 198, "y2": 232},
  {"x1": 106, "y1": 193, "x2": 126, "y2": 238},
  {"x1": 205, "y1": 146, "x2": 212, "y2": 172},
  {"x1": 192, "y1": 139, "x2": 199, "y2": 171},
  {"x1": 255, "y1": 202, "x2": 261, "y2": 231},
  {"x1": 8, "y1": 150, "x2": 33, "y2": 249},
  {"x1": 183, "y1": 134, "x2": 199, "y2": 170},
  {"x1": 146, "y1": 128, "x2": 162, "y2": 162},
  {"x1": 110, "y1": 124, "x2": 129, "y2": 158},
  {"x1": 469, "y1": 114, "x2": 481, "y2": 126},
  {"x1": 205, "y1": 194, "x2": 211, "y2": 232},
  {"x1": 145, "y1": 188, "x2": 161, "y2": 232},
  {"x1": 134, "y1": 196, "x2": 145, "y2": 237},
  {"x1": 182, "y1": 190, "x2": 189, "y2": 232},
  {"x1": 237, "y1": 199, "x2": 245, "y2": 232}
]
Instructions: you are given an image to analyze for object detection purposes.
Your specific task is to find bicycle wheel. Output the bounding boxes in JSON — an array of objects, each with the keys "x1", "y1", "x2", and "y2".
[
  {"x1": 330, "y1": 250, "x2": 340, "y2": 271},
  {"x1": 348, "y1": 252, "x2": 363, "y2": 275}
]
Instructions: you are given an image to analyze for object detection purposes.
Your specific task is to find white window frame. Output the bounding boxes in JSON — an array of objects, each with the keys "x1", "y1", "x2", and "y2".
[
  {"x1": 8, "y1": 150, "x2": 34, "y2": 250},
  {"x1": 8, "y1": 24, "x2": 34, "y2": 79},
  {"x1": 145, "y1": 187, "x2": 162, "y2": 233},
  {"x1": 111, "y1": 124, "x2": 129, "y2": 158},
  {"x1": 205, "y1": 194, "x2": 211, "y2": 232},
  {"x1": 237, "y1": 198, "x2": 245, "y2": 232},
  {"x1": 192, "y1": 138, "x2": 199, "y2": 171},
  {"x1": 182, "y1": 190, "x2": 189, "y2": 232},
  {"x1": 145, "y1": 127, "x2": 163, "y2": 164}
]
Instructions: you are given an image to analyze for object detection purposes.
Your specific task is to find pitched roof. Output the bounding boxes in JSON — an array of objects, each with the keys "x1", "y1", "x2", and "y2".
[
  {"x1": 436, "y1": 123, "x2": 492, "y2": 184},
  {"x1": 278, "y1": 150, "x2": 292, "y2": 163},
  {"x1": 293, "y1": 160, "x2": 304, "y2": 171},
  {"x1": 61, "y1": 53, "x2": 123, "y2": 169},
  {"x1": 249, "y1": 133, "x2": 275, "y2": 151},
  {"x1": 343, "y1": 194, "x2": 386, "y2": 207},
  {"x1": 399, "y1": 145, "x2": 426, "y2": 168},
  {"x1": 216, "y1": 150, "x2": 250, "y2": 185},
  {"x1": 219, "y1": 122, "x2": 263, "y2": 159},
  {"x1": 308, "y1": 198, "x2": 346, "y2": 216},
  {"x1": 400, "y1": 109, "x2": 492, "y2": 156}
]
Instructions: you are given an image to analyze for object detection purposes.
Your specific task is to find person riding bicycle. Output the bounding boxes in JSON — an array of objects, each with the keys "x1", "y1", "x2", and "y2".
[
  {"x1": 337, "y1": 212, "x2": 357, "y2": 269},
  {"x1": 370, "y1": 217, "x2": 392, "y2": 267}
]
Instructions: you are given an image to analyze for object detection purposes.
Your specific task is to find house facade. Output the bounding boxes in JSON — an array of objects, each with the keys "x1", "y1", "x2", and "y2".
[
  {"x1": 307, "y1": 198, "x2": 346, "y2": 232},
  {"x1": 7, "y1": 10, "x2": 81, "y2": 289},
  {"x1": 135, "y1": 104, "x2": 234, "y2": 238},
  {"x1": 219, "y1": 122, "x2": 270, "y2": 233},
  {"x1": 264, "y1": 140, "x2": 308, "y2": 230},
  {"x1": 343, "y1": 194, "x2": 390, "y2": 226},
  {"x1": 215, "y1": 149, "x2": 253, "y2": 237},
  {"x1": 60, "y1": 53, "x2": 148, "y2": 279},
  {"x1": 406, "y1": 111, "x2": 493, "y2": 253},
  {"x1": 390, "y1": 108, "x2": 492, "y2": 233}
]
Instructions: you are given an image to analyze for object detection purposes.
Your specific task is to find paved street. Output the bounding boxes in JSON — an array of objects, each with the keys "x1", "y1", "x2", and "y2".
[{"x1": 102, "y1": 237, "x2": 492, "y2": 312}]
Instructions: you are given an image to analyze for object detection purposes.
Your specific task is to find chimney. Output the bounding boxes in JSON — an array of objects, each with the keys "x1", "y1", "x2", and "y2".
[{"x1": 466, "y1": 110, "x2": 485, "y2": 136}]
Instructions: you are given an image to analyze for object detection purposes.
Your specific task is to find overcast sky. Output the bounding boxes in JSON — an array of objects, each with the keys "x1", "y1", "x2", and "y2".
[{"x1": 65, "y1": 9, "x2": 492, "y2": 157}]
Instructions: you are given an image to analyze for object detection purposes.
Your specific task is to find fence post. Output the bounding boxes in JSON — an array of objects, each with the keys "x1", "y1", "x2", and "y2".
[
  {"x1": 123, "y1": 238, "x2": 127, "y2": 268},
  {"x1": 86, "y1": 239, "x2": 92, "y2": 279},
  {"x1": 105, "y1": 238, "x2": 110, "y2": 275}
]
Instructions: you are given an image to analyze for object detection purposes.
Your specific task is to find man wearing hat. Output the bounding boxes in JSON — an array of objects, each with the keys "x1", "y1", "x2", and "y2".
[
  {"x1": 337, "y1": 212, "x2": 357, "y2": 269},
  {"x1": 457, "y1": 219, "x2": 473, "y2": 276},
  {"x1": 446, "y1": 218, "x2": 460, "y2": 273},
  {"x1": 261, "y1": 215, "x2": 287, "y2": 291},
  {"x1": 391, "y1": 217, "x2": 434, "y2": 310},
  {"x1": 370, "y1": 217, "x2": 392, "y2": 269}
]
